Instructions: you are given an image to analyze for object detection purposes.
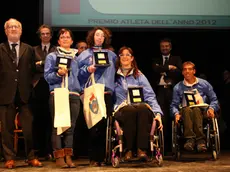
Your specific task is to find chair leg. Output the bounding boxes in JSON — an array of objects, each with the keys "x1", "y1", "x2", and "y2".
[{"x1": 14, "y1": 133, "x2": 18, "y2": 153}]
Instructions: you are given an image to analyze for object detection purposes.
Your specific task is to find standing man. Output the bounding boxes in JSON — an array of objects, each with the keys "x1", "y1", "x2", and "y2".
[
  {"x1": 32, "y1": 24, "x2": 56, "y2": 160},
  {"x1": 152, "y1": 38, "x2": 182, "y2": 155},
  {"x1": 0, "y1": 18, "x2": 42, "y2": 169},
  {"x1": 75, "y1": 40, "x2": 87, "y2": 57}
]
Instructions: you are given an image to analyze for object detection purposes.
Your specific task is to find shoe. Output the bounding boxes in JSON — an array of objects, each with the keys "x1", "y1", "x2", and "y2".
[
  {"x1": 28, "y1": 159, "x2": 43, "y2": 167},
  {"x1": 124, "y1": 150, "x2": 132, "y2": 161},
  {"x1": 100, "y1": 161, "x2": 106, "y2": 166},
  {"x1": 89, "y1": 160, "x2": 100, "y2": 167},
  {"x1": 196, "y1": 139, "x2": 207, "y2": 152},
  {"x1": 5, "y1": 160, "x2": 15, "y2": 169},
  {"x1": 184, "y1": 139, "x2": 195, "y2": 151},
  {"x1": 137, "y1": 148, "x2": 148, "y2": 161},
  {"x1": 45, "y1": 154, "x2": 53, "y2": 161}
]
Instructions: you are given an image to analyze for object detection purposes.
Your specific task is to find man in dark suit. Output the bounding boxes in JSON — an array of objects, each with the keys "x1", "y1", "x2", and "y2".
[
  {"x1": 152, "y1": 38, "x2": 182, "y2": 155},
  {"x1": 0, "y1": 18, "x2": 43, "y2": 169},
  {"x1": 32, "y1": 24, "x2": 56, "y2": 160}
]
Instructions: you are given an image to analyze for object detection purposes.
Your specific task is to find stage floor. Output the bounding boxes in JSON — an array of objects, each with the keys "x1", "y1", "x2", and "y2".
[{"x1": 0, "y1": 151, "x2": 230, "y2": 172}]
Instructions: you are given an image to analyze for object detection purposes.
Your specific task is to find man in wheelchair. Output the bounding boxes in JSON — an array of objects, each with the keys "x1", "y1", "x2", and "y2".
[{"x1": 170, "y1": 61, "x2": 219, "y2": 152}]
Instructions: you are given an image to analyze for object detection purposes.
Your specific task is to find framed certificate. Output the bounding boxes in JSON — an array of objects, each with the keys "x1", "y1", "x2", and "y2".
[
  {"x1": 128, "y1": 86, "x2": 144, "y2": 104},
  {"x1": 94, "y1": 51, "x2": 110, "y2": 67}
]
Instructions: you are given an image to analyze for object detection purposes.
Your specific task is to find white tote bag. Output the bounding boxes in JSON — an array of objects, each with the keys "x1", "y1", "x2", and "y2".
[
  {"x1": 83, "y1": 73, "x2": 107, "y2": 129},
  {"x1": 54, "y1": 74, "x2": 71, "y2": 135}
]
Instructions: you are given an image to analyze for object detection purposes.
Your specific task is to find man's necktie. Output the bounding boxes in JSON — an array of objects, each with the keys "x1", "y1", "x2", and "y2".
[
  {"x1": 163, "y1": 57, "x2": 170, "y2": 83},
  {"x1": 164, "y1": 56, "x2": 169, "y2": 65},
  {"x1": 11, "y1": 43, "x2": 18, "y2": 64},
  {"x1": 43, "y1": 45, "x2": 47, "y2": 57}
]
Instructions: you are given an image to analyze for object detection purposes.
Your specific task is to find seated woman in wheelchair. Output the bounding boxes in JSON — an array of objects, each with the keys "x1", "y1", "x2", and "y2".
[
  {"x1": 113, "y1": 46, "x2": 163, "y2": 161},
  {"x1": 170, "y1": 61, "x2": 219, "y2": 152}
]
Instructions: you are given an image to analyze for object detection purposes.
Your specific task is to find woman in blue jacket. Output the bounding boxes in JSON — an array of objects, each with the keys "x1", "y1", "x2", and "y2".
[
  {"x1": 114, "y1": 46, "x2": 163, "y2": 161},
  {"x1": 44, "y1": 28, "x2": 80, "y2": 168},
  {"x1": 77, "y1": 26, "x2": 117, "y2": 166}
]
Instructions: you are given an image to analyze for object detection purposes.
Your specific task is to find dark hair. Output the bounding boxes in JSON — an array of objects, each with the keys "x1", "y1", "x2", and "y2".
[
  {"x1": 57, "y1": 28, "x2": 74, "y2": 40},
  {"x1": 116, "y1": 46, "x2": 140, "y2": 78},
  {"x1": 36, "y1": 24, "x2": 53, "y2": 37},
  {"x1": 76, "y1": 40, "x2": 87, "y2": 48},
  {"x1": 86, "y1": 26, "x2": 112, "y2": 48},
  {"x1": 160, "y1": 38, "x2": 172, "y2": 46}
]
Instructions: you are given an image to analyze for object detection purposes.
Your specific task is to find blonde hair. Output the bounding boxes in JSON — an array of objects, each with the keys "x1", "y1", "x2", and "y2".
[{"x1": 4, "y1": 18, "x2": 22, "y2": 30}]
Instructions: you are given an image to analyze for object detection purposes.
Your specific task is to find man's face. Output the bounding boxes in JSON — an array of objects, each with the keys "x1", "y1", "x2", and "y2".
[
  {"x1": 5, "y1": 19, "x2": 22, "y2": 42},
  {"x1": 77, "y1": 42, "x2": 87, "y2": 55},
  {"x1": 182, "y1": 64, "x2": 196, "y2": 80},
  {"x1": 40, "y1": 28, "x2": 52, "y2": 43},
  {"x1": 160, "y1": 41, "x2": 171, "y2": 55}
]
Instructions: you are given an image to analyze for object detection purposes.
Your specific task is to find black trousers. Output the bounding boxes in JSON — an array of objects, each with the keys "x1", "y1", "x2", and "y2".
[
  {"x1": 156, "y1": 86, "x2": 173, "y2": 153},
  {"x1": 88, "y1": 93, "x2": 113, "y2": 162},
  {"x1": 31, "y1": 77, "x2": 52, "y2": 156},
  {"x1": 0, "y1": 89, "x2": 35, "y2": 161},
  {"x1": 182, "y1": 107, "x2": 205, "y2": 140},
  {"x1": 115, "y1": 104, "x2": 154, "y2": 150}
]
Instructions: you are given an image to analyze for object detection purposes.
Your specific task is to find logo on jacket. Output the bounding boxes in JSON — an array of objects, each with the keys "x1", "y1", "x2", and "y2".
[{"x1": 89, "y1": 93, "x2": 98, "y2": 114}]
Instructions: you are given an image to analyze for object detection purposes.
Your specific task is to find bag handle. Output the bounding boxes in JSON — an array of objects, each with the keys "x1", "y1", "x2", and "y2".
[
  {"x1": 61, "y1": 72, "x2": 68, "y2": 89},
  {"x1": 84, "y1": 72, "x2": 96, "y2": 88}
]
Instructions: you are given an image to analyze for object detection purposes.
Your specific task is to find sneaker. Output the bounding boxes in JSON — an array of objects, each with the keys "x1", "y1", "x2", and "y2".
[
  {"x1": 184, "y1": 139, "x2": 195, "y2": 151},
  {"x1": 196, "y1": 139, "x2": 207, "y2": 152},
  {"x1": 124, "y1": 150, "x2": 132, "y2": 161},
  {"x1": 137, "y1": 148, "x2": 148, "y2": 161}
]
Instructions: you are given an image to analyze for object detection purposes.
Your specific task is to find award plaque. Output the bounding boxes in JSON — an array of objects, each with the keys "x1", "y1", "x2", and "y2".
[
  {"x1": 128, "y1": 86, "x2": 144, "y2": 104},
  {"x1": 182, "y1": 91, "x2": 196, "y2": 107},
  {"x1": 94, "y1": 51, "x2": 110, "y2": 67},
  {"x1": 55, "y1": 56, "x2": 72, "y2": 70}
]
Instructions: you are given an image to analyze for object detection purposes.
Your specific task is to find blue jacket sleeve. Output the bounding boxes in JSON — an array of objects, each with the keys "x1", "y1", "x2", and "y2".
[
  {"x1": 44, "y1": 53, "x2": 62, "y2": 85},
  {"x1": 139, "y1": 74, "x2": 163, "y2": 115},
  {"x1": 205, "y1": 81, "x2": 219, "y2": 112},
  {"x1": 170, "y1": 84, "x2": 181, "y2": 116}
]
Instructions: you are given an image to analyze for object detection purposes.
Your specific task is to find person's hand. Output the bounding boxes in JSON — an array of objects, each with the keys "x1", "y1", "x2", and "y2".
[
  {"x1": 57, "y1": 67, "x2": 68, "y2": 76},
  {"x1": 169, "y1": 65, "x2": 177, "y2": 70},
  {"x1": 207, "y1": 108, "x2": 215, "y2": 118},
  {"x1": 87, "y1": 65, "x2": 96, "y2": 73},
  {"x1": 35, "y1": 61, "x2": 42, "y2": 65},
  {"x1": 154, "y1": 114, "x2": 163, "y2": 130},
  {"x1": 175, "y1": 113, "x2": 181, "y2": 124}
]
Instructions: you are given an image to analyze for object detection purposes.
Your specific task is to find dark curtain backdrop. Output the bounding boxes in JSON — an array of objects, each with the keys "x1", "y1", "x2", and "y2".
[{"x1": 0, "y1": 0, "x2": 229, "y2": 154}]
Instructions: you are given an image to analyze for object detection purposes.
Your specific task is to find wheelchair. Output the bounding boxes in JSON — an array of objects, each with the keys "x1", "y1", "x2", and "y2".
[
  {"x1": 105, "y1": 114, "x2": 164, "y2": 168},
  {"x1": 172, "y1": 113, "x2": 220, "y2": 161}
]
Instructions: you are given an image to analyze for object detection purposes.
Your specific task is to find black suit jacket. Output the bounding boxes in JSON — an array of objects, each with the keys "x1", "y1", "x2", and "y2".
[
  {"x1": 33, "y1": 44, "x2": 56, "y2": 83},
  {"x1": 152, "y1": 55, "x2": 182, "y2": 88},
  {"x1": 0, "y1": 42, "x2": 36, "y2": 104}
]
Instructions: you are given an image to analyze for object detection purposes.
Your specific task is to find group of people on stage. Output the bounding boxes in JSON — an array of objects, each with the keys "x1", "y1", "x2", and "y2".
[{"x1": 0, "y1": 18, "x2": 219, "y2": 169}]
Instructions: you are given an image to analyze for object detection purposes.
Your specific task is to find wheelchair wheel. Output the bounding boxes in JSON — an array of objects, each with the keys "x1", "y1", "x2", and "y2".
[
  {"x1": 213, "y1": 118, "x2": 220, "y2": 154},
  {"x1": 105, "y1": 116, "x2": 112, "y2": 163},
  {"x1": 158, "y1": 129, "x2": 164, "y2": 156},
  {"x1": 112, "y1": 156, "x2": 120, "y2": 168},
  {"x1": 156, "y1": 154, "x2": 163, "y2": 167}
]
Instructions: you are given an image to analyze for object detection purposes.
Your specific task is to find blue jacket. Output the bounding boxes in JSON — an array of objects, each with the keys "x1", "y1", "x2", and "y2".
[
  {"x1": 44, "y1": 52, "x2": 81, "y2": 94},
  {"x1": 170, "y1": 77, "x2": 219, "y2": 116},
  {"x1": 77, "y1": 48, "x2": 117, "y2": 93},
  {"x1": 114, "y1": 68, "x2": 163, "y2": 115}
]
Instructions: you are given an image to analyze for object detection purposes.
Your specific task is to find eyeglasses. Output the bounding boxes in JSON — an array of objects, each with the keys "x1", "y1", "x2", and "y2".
[
  {"x1": 41, "y1": 32, "x2": 50, "y2": 36},
  {"x1": 119, "y1": 53, "x2": 132, "y2": 57},
  {"x1": 7, "y1": 25, "x2": 20, "y2": 29},
  {"x1": 60, "y1": 36, "x2": 71, "y2": 40},
  {"x1": 79, "y1": 46, "x2": 87, "y2": 49}
]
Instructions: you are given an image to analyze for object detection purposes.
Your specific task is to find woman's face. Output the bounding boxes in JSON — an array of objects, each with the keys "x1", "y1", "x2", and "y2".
[
  {"x1": 119, "y1": 49, "x2": 134, "y2": 68},
  {"x1": 58, "y1": 31, "x2": 73, "y2": 49},
  {"x1": 94, "y1": 29, "x2": 105, "y2": 46}
]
